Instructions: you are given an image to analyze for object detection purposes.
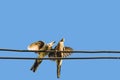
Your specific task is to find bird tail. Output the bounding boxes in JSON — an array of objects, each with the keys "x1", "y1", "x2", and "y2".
[
  {"x1": 57, "y1": 64, "x2": 61, "y2": 78},
  {"x1": 30, "y1": 59, "x2": 42, "y2": 72},
  {"x1": 57, "y1": 60, "x2": 62, "y2": 78}
]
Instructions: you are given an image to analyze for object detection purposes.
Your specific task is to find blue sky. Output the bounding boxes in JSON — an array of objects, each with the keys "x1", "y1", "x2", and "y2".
[{"x1": 0, "y1": 0, "x2": 120, "y2": 80}]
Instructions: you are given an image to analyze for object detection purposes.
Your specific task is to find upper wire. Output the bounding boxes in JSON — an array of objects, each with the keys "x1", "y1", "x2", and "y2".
[
  {"x1": 0, "y1": 48, "x2": 120, "y2": 60},
  {"x1": 0, "y1": 48, "x2": 120, "y2": 53}
]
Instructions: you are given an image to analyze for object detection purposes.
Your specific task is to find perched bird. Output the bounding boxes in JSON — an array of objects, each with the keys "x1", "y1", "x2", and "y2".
[
  {"x1": 28, "y1": 40, "x2": 55, "y2": 72},
  {"x1": 55, "y1": 38, "x2": 65, "y2": 78},
  {"x1": 48, "y1": 38, "x2": 73, "y2": 78}
]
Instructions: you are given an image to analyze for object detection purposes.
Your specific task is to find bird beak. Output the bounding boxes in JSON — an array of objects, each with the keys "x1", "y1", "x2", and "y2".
[
  {"x1": 61, "y1": 38, "x2": 65, "y2": 42},
  {"x1": 53, "y1": 41, "x2": 56, "y2": 44},
  {"x1": 48, "y1": 41, "x2": 55, "y2": 46}
]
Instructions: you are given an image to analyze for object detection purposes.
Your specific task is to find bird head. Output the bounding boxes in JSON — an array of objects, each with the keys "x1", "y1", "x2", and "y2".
[
  {"x1": 47, "y1": 41, "x2": 55, "y2": 50},
  {"x1": 60, "y1": 38, "x2": 65, "y2": 42}
]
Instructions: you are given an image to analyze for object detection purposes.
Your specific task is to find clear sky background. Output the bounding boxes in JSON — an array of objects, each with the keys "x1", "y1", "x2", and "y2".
[{"x1": 0, "y1": 0, "x2": 120, "y2": 80}]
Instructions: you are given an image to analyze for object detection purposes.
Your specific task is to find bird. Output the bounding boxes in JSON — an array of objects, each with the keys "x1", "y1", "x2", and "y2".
[
  {"x1": 48, "y1": 38, "x2": 73, "y2": 78},
  {"x1": 28, "y1": 40, "x2": 55, "y2": 72},
  {"x1": 55, "y1": 38, "x2": 65, "y2": 78}
]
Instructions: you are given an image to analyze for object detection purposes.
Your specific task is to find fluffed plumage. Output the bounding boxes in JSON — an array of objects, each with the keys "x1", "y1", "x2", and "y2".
[{"x1": 49, "y1": 46, "x2": 73, "y2": 60}]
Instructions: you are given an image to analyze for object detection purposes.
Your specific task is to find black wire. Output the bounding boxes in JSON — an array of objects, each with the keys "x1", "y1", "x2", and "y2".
[
  {"x1": 1, "y1": 48, "x2": 120, "y2": 53},
  {"x1": 0, "y1": 57, "x2": 120, "y2": 60},
  {"x1": 1, "y1": 49, "x2": 120, "y2": 60}
]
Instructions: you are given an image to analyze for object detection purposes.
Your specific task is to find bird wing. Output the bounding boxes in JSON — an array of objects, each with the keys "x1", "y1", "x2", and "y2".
[
  {"x1": 28, "y1": 41, "x2": 45, "y2": 51},
  {"x1": 48, "y1": 46, "x2": 73, "y2": 59},
  {"x1": 62, "y1": 46, "x2": 73, "y2": 58}
]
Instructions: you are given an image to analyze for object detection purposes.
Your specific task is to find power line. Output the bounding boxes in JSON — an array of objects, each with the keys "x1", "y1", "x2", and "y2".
[
  {"x1": 1, "y1": 48, "x2": 120, "y2": 53},
  {"x1": 0, "y1": 56, "x2": 120, "y2": 60},
  {"x1": 1, "y1": 48, "x2": 120, "y2": 60}
]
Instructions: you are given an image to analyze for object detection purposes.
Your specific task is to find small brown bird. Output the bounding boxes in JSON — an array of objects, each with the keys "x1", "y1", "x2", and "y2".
[
  {"x1": 55, "y1": 38, "x2": 64, "y2": 78},
  {"x1": 28, "y1": 40, "x2": 55, "y2": 72},
  {"x1": 48, "y1": 38, "x2": 73, "y2": 78}
]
